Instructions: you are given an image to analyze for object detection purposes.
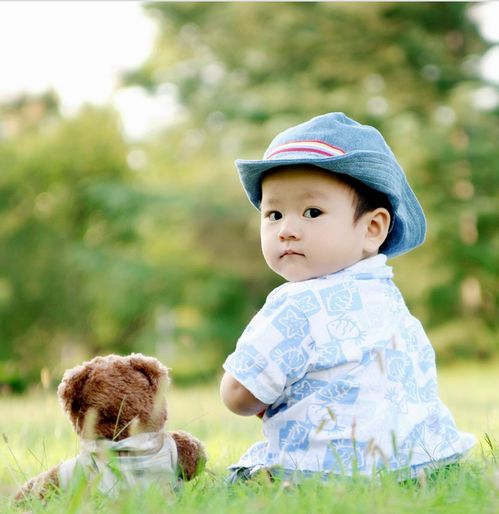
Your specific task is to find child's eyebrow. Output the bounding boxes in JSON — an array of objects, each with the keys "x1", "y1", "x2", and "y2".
[
  {"x1": 260, "y1": 195, "x2": 281, "y2": 207},
  {"x1": 262, "y1": 190, "x2": 328, "y2": 206},
  {"x1": 300, "y1": 190, "x2": 328, "y2": 200}
]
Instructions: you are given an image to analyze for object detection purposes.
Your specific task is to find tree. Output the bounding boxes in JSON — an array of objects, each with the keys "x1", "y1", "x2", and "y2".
[
  {"x1": 1, "y1": 4, "x2": 497, "y2": 390},
  {"x1": 126, "y1": 2, "x2": 498, "y2": 361},
  {"x1": 0, "y1": 97, "x2": 181, "y2": 388}
]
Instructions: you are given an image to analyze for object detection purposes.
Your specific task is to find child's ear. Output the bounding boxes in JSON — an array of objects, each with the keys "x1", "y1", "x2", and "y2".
[{"x1": 363, "y1": 207, "x2": 391, "y2": 254}]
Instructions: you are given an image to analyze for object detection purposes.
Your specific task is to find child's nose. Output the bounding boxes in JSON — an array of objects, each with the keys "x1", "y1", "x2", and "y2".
[{"x1": 278, "y1": 216, "x2": 300, "y2": 240}]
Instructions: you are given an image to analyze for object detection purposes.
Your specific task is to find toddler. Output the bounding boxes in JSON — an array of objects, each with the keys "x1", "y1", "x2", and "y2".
[{"x1": 220, "y1": 113, "x2": 475, "y2": 481}]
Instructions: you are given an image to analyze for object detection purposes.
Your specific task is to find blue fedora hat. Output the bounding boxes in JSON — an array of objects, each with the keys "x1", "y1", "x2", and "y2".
[{"x1": 236, "y1": 112, "x2": 426, "y2": 258}]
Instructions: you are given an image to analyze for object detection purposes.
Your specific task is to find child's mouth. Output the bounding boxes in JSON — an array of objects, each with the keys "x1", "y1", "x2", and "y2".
[{"x1": 281, "y1": 250, "x2": 304, "y2": 258}]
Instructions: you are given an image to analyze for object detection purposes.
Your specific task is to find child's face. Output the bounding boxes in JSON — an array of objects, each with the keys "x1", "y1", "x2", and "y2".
[{"x1": 260, "y1": 166, "x2": 372, "y2": 282}]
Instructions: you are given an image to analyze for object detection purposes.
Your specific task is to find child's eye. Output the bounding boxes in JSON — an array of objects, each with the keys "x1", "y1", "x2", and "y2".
[
  {"x1": 268, "y1": 211, "x2": 283, "y2": 221},
  {"x1": 304, "y1": 208, "x2": 322, "y2": 218}
]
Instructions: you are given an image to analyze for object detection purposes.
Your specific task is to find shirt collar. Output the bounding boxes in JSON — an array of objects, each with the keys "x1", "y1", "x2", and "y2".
[{"x1": 333, "y1": 254, "x2": 393, "y2": 280}]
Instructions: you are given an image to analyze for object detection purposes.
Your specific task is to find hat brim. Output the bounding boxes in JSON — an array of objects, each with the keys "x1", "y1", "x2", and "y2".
[{"x1": 236, "y1": 151, "x2": 426, "y2": 258}]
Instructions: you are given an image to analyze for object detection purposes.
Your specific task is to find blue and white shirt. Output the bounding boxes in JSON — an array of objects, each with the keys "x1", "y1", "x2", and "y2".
[{"x1": 223, "y1": 254, "x2": 475, "y2": 476}]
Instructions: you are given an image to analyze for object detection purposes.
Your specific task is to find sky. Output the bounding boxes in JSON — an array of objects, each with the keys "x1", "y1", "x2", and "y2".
[
  {"x1": 0, "y1": 1, "x2": 498, "y2": 140},
  {"x1": 0, "y1": 1, "x2": 171, "y2": 139}
]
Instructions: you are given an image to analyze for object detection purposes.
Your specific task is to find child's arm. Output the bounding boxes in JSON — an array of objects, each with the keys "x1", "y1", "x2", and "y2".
[{"x1": 220, "y1": 372, "x2": 268, "y2": 416}]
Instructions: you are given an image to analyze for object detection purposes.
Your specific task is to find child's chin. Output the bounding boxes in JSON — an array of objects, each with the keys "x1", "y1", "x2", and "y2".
[
  {"x1": 273, "y1": 263, "x2": 317, "y2": 282},
  {"x1": 284, "y1": 271, "x2": 316, "y2": 282}
]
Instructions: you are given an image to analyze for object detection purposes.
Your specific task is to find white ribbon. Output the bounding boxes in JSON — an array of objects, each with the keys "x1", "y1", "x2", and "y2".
[{"x1": 59, "y1": 431, "x2": 179, "y2": 495}]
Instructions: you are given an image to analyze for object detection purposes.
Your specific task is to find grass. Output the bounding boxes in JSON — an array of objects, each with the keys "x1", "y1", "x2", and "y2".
[{"x1": 0, "y1": 362, "x2": 498, "y2": 513}]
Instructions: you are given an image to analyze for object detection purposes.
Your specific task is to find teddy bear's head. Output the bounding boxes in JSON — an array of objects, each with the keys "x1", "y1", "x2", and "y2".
[{"x1": 58, "y1": 354, "x2": 168, "y2": 440}]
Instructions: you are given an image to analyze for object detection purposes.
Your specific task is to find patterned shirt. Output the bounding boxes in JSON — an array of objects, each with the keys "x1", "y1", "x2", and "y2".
[{"x1": 223, "y1": 254, "x2": 475, "y2": 476}]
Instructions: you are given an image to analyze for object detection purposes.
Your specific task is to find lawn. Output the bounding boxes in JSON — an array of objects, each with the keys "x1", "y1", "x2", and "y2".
[{"x1": 1, "y1": 362, "x2": 498, "y2": 513}]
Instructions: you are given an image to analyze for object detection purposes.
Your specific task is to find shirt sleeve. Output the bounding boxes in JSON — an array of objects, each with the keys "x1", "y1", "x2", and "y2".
[{"x1": 223, "y1": 289, "x2": 313, "y2": 405}]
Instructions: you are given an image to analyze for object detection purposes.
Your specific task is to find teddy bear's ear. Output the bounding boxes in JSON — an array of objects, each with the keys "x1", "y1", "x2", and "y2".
[
  {"x1": 57, "y1": 362, "x2": 92, "y2": 417},
  {"x1": 128, "y1": 353, "x2": 169, "y2": 390}
]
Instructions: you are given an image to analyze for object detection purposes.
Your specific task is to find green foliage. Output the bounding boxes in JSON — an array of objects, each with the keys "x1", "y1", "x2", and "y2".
[
  {"x1": 0, "y1": 4, "x2": 498, "y2": 386},
  {"x1": 133, "y1": 2, "x2": 498, "y2": 361},
  {"x1": 0, "y1": 95, "x2": 272, "y2": 387},
  {"x1": 0, "y1": 103, "x2": 139, "y2": 380}
]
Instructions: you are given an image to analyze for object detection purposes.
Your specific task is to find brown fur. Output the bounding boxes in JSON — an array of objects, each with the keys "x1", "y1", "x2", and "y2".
[
  {"x1": 58, "y1": 354, "x2": 169, "y2": 440},
  {"x1": 171, "y1": 430, "x2": 207, "y2": 480},
  {"x1": 15, "y1": 466, "x2": 59, "y2": 501},
  {"x1": 15, "y1": 353, "x2": 206, "y2": 502}
]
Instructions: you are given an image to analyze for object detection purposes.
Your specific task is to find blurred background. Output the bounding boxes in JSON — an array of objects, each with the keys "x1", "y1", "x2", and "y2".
[{"x1": 0, "y1": 2, "x2": 497, "y2": 392}]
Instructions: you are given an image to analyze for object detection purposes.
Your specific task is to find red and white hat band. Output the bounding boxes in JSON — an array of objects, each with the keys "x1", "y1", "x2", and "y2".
[{"x1": 264, "y1": 140, "x2": 346, "y2": 160}]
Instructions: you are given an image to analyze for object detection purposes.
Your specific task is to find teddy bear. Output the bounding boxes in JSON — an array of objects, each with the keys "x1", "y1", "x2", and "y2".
[{"x1": 15, "y1": 353, "x2": 206, "y2": 501}]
